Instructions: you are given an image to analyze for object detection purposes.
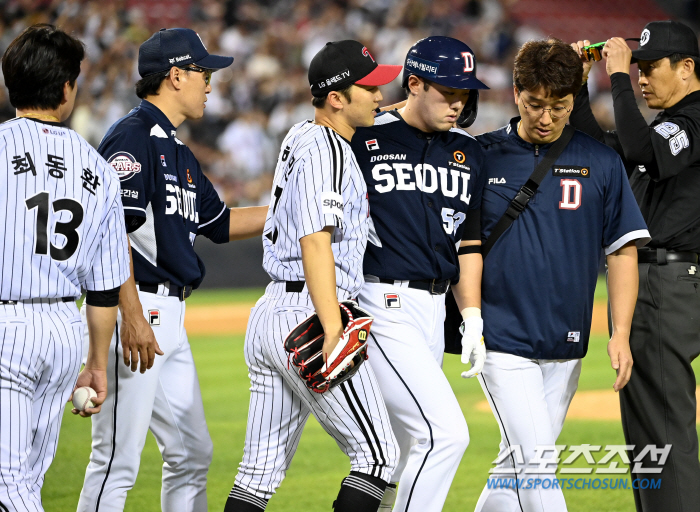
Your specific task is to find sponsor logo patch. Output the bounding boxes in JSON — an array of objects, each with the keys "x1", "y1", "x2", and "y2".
[
  {"x1": 488, "y1": 177, "x2": 506, "y2": 184},
  {"x1": 148, "y1": 309, "x2": 160, "y2": 326},
  {"x1": 161, "y1": 155, "x2": 167, "y2": 167},
  {"x1": 566, "y1": 331, "x2": 580, "y2": 343},
  {"x1": 405, "y1": 56, "x2": 440, "y2": 78},
  {"x1": 41, "y1": 126, "x2": 67, "y2": 138},
  {"x1": 366, "y1": 139, "x2": 379, "y2": 151},
  {"x1": 168, "y1": 54, "x2": 192, "y2": 64},
  {"x1": 453, "y1": 151, "x2": 466, "y2": 163},
  {"x1": 370, "y1": 153, "x2": 406, "y2": 162},
  {"x1": 321, "y1": 191, "x2": 344, "y2": 217},
  {"x1": 553, "y1": 166, "x2": 590, "y2": 178},
  {"x1": 186, "y1": 168, "x2": 195, "y2": 188},
  {"x1": 108, "y1": 151, "x2": 142, "y2": 181},
  {"x1": 384, "y1": 293, "x2": 400, "y2": 308}
]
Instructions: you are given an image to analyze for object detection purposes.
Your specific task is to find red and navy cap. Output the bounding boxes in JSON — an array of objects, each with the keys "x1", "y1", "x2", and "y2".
[
  {"x1": 138, "y1": 28, "x2": 233, "y2": 77},
  {"x1": 308, "y1": 40, "x2": 402, "y2": 98}
]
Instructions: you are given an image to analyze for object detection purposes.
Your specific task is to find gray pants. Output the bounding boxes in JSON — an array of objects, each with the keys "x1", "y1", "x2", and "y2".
[{"x1": 620, "y1": 261, "x2": 700, "y2": 512}]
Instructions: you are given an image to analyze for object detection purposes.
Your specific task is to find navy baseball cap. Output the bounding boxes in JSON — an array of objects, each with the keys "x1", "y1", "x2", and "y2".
[
  {"x1": 309, "y1": 40, "x2": 402, "y2": 98},
  {"x1": 138, "y1": 28, "x2": 233, "y2": 77},
  {"x1": 630, "y1": 21, "x2": 699, "y2": 63}
]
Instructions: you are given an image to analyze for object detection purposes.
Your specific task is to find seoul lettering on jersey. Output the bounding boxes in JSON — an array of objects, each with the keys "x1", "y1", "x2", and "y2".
[
  {"x1": 351, "y1": 111, "x2": 486, "y2": 282},
  {"x1": 370, "y1": 162, "x2": 472, "y2": 204}
]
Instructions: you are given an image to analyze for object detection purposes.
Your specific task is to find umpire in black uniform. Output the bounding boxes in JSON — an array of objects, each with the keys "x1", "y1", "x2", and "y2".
[{"x1": 570, "y1": 21, "x2": 700, "y2": 512}]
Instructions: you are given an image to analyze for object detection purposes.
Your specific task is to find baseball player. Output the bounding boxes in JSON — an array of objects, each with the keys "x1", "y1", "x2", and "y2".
[
  {"x1": 76, "y1": 29, "x2": 267, "y2": 512},
  {"x1": 473, "y1": 39, "x2": 650, "y2": 512},
  {"x1": 349, "y1": 36, "x2": 489, "y2": 512},
  {"x1": 225, "y1": 40, "x2": 402, "y2": 512},
  {"x1": 0, "y1": 24, "x2": 130, "y2": 511}
]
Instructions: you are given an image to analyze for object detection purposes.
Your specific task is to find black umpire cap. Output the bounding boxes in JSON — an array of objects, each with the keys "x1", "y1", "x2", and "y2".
[
  {"x1": 631, "y1": 20, "x2": 700, "y2": 63},
  {"x1": 138, "y1": 28, "x2": 233, "y2": 77}
]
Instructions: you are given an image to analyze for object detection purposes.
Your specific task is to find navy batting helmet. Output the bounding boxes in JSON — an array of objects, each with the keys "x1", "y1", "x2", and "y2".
[{"x1": 403, "y1": 36, "x2": 489, "y2": 127}]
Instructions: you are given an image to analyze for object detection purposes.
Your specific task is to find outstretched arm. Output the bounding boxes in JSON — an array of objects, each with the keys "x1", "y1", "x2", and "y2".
[{"x1": 229, "y1": 205, "x2": 268, "y2": 241}]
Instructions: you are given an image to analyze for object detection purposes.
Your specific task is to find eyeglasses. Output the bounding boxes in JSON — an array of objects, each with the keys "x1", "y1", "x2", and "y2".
[
  {"x1": 165, "y1": 65, "x2": 213, "y2": 85},
  {"x1": 183, "y1": 65, "x2": 213, "y2": 86},
  {"x1": 519, "y1": 96, "x2": 572, "y2": 120}
]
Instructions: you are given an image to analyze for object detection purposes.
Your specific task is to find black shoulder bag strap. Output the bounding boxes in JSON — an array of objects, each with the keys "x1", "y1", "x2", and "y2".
[{"x1": 481, "y1": 124, "x2": 575, "y2": 259}]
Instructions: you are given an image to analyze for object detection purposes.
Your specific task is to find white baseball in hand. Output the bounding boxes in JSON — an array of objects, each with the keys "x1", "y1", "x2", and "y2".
[{"x1": 72, "y1": 386, "x2": 97, "y2": 411}]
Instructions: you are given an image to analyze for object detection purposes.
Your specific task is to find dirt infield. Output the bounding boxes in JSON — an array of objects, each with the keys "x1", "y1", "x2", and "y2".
[
  {"x1": 185, "y1": 304, "x2": 253, "y2": 335},
  {"x1": 184, "y1": 299, "x2": 611, "y2": 338},
  {"x1": 186, "y1": 300, "x2": 695, "y2": 421}
]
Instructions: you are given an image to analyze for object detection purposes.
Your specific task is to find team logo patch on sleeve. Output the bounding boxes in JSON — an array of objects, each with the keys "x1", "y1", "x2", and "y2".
[
  {"x1": 384, "y1": 293, "x2": 400, "y2": 308},
  {"x1": 366, "y1": 139, "x2": 379, "y2": 151},
  {"x1": 553, "y1": 166, "x2": 590, "y2": 178},
  {"x1": 148, "y1": 309, "x2": 160, "y2": 326},
  {"x1": 566, "y1": 331, "x2": 580, "y2": 343},
  {"x1": 108, "y1": 151, "x2": 142, "y2": 181}
]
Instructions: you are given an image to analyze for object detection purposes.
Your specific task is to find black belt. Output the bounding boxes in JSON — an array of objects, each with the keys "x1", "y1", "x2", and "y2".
[
  {"x1": 138, "y1": 283, "x2": 193, "y2": 301},
  {"x1": 285, "y1": 281, "x2": 305, "y2": 293},
  {"x1": 0, "y1": 297, "x2": 75, "y2": 305},
  {"x1": 637, "y1": 248, "x2": 698, "y2": 265},
  {"x1": 379, "y1": 278, "x2": 450, "y2": 295}
]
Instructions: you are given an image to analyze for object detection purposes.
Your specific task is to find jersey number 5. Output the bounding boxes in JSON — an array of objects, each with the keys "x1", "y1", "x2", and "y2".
[
  {"x1": 25, "y1": 192, "x2": 84, "y2": 261},
  {"x1": 441, "y1": 207, "x2": 466, "y2": 235}
]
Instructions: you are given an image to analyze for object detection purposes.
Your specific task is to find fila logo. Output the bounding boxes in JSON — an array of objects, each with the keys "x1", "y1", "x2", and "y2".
[
  {"x1": 366, "y1": 139, "x2": 379, "y2": 151},
  {"x1": 160, "y1": 155, "x2": 167, "y2": 167},
  {"x1": 148, "y1": 309, "x2": 160, "y2": 326},
  {"x1": 488, "y1": 177, "x2": 506, "y2": 185},
  {"x1": 566, "y1": 331, "x2": 580, "y2": 343},
  {"x1": 559, "y1": 179, "x2": 581, "y2": 210},
  {"x1": 384, "y1": 293, "x2": 400, "y2": 308}
]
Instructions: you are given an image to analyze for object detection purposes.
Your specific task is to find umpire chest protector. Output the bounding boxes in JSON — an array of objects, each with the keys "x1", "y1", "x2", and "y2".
[{"x1": 351, "y1": 111, "x2": 485, "y2": 282}]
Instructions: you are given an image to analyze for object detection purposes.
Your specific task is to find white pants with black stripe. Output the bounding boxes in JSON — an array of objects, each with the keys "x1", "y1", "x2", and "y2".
[
  {"x1": 234, "y1": 282, "x2": 398, "y2": 499},
  {"x1": 77, "y1": 290, "x2": 213, "y2": 512},
  {"x1": 0, "y1": 301, "x2": 83, "y2": 512},
  {"x1": 475, "y1": 351, "x2": 581, "y2": 512},
  {"x1": 357, "y1": 282, "x2": 470, "y2": 512}
]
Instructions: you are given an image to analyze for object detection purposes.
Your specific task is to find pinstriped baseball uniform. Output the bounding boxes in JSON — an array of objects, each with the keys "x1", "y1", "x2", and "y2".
[
  {"x1": 0, "y1": 117, "x2": 129, "y2": 512},
  {"x1": 232, "y1": 120, "x2": 398, "y2": 502}
]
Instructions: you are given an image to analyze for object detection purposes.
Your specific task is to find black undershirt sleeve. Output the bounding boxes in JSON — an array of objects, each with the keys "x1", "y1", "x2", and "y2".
[
  {"x1": 85, "y1": 286, "x2": 121, "y2": 307},
  {"x1": 570, "y1": 82, "x2": 607, "y2": 143},
  {"x1": 609, "y1": 72, "x2": 655, "y2": 165},
  {"x1": 461, "y1": 207, "x2": 481, "y2": 242}
]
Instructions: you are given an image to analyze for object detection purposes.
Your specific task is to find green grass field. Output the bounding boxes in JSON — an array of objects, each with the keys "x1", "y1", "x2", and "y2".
[{"x1": 42, "y1": 283, "x2": 700, "y2": 511}]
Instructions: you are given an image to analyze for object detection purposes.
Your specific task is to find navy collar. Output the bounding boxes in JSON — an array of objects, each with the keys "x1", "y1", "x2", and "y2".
[
  {"x1": 507, "y1": 116, "x2": 564, "y2": 151},
  {"x1": 139, "y1": 100, "x2": 176, "y2": 135}
]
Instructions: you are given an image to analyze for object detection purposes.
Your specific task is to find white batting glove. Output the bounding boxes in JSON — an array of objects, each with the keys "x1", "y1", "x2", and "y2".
[{"x1": 460, "y1": 309, "x2": 485, "y2": 378}]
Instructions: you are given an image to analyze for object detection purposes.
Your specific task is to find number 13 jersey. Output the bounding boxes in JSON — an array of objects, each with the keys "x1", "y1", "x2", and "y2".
[{"x1": 0, "y1": 118, "x2": 129, "y2": 299}]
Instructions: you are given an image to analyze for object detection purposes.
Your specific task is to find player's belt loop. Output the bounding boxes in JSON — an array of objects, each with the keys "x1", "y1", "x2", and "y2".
[{"x1": 637, "y1": 248, "x2": 698, "y2": 265}]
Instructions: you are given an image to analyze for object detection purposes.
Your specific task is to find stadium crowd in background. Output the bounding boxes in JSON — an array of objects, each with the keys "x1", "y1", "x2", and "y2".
[{"x1": 0, "y1": 0, "x2": 643, "y2": 206}]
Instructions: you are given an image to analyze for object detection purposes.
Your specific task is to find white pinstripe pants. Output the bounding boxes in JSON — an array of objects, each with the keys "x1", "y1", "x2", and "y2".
[
  {"x1": 0, "y1": 301, "x2": 83, "y2": 512},
  {"x1": 234, "y1": 282, "x2": 398, "y2": 500}
]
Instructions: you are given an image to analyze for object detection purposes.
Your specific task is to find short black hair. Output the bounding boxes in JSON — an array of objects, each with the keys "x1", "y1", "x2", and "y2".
[
  {"x1": 668, "y1": 53, "x2": 700, "y2": 80},
  {"x1": 2, "y1": 24, "x2": 85, "y2": 110},
  {"x1": 311, "y1": 84, "x2": 353, "y2": 108},
  {"x1": 403, "y1": 76, "x2": 432, "y2": 97},
  {"x1": 135, "y1": 72, "x2": 167, "y2": 99}
]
